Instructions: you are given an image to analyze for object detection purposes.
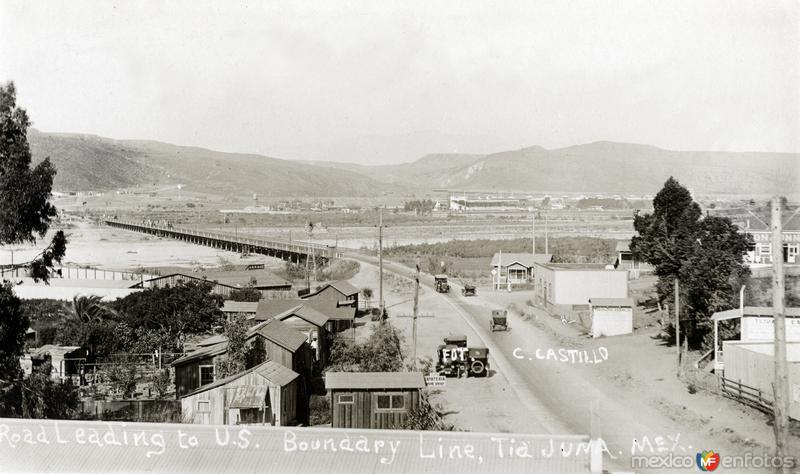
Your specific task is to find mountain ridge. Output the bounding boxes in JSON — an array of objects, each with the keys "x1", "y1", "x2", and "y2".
[{"x1": 28, "y1": 129, "x2": 799, "y2": 196}]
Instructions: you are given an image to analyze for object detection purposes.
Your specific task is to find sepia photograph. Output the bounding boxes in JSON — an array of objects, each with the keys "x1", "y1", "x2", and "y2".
[{"x1": 0, "y1": 1, "x2": 799, "y2": 473}]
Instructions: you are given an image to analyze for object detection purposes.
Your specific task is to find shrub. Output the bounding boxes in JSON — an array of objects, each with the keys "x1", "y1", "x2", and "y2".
[{"x1": 309, "y1": 395, "x2": 331, "y2": 426}]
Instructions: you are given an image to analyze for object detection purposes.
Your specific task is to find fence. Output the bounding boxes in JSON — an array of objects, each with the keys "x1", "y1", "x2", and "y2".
[
  {"x1": 54, "y1": 266, "x2": 153, "y2": 282},
  {"x1": 0, "y1": 265, "x2": 153, "y2": 282},
  {"x1": 78, "y1": 399, "x2": 182, "y2": 423},
  {"x1": 719, "y1": 376, "x2": 773, "y2": 414}
]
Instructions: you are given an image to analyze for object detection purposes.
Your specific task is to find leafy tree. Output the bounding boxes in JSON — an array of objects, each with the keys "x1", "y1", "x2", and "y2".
[
  {"x1": 630, "y1": 177, "x2": 751, "y2": 350},
  {"x1": 245, "y1": 337, "x2": 267, "y2": 369},
  {"x1": 229, "y1": 286, "x2": 261, "y2": 302},
  {"x1": 214, "y1": 314, "x2": 248, "y2": 378},
  {"x1": 327, "y1": 320, "x2": 405, "y2": 372},
  {"x1": 361, "y1": 287, "x2": 373, "y2": 309},
  {"x1": 149, "y1": 369, "x2": 172, "y2": 400},
  {"x1": 403, "y1": 199, "x2": 435, "y2": 216},
  {"x1": 112, "y1": 280, "x2": 224, "y2": 351},
  {"x1": 0, "y1": 82, "x2": 67, "y2": 283},
  {"x1": 103, "y1": 355, "x2": 139, "y2": 399}
]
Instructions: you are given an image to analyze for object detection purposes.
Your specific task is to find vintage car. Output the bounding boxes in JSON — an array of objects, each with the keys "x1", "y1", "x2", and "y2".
[
  {"x1": 461, "y1": 283, "x2": 477, "y2": 296},
  {"x1": 490, "y1": 309, "x2": 510, "y2": 331},
  {"x1": 434, "y1": 274, "x2": 450, "y2": 293}
]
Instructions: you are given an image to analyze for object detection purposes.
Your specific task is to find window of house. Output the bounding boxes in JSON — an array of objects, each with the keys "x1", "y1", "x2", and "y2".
[
  {"x1": 338, "y1": 394, "x2": 354, "y2": 404},
  {"x1": 196, "y1": 400, "x2": 210, "y2": 412},
  {"x1": 509, "y1": 268, "x2": 527, "y2": 281},
  {"x1": 199, "y1": 365, "x2": 215, "y2": 386},
  {"x1": 376, "y1": 393, "x2": 405, "y2": 411}
]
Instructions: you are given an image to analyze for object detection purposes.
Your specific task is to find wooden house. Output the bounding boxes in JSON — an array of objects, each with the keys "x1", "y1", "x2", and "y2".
[
  {"x1": 268, "y1": 304, "x2": 331, "y2": 366},
  {"x1": 257, "y1": 296, "x2": 356, "y2": 338},
  {"x1": 172, "y1": 340, "x2": 229, "y2": 399},
  {"x1": 325, "y1": 372, "x2": 426, "y2": 429},
  {"x1": 172, "y1": 318, "x2": 312, "y2": 399},
  {"x1": 181, "y1": 360, "x2": 300, "y2": 426},
  {"x1": 490, "y1": 252, "x2": 553, "y2": 289},
  {"x1": 300, "y1": 280, "x2": 359, "y2": 319}
]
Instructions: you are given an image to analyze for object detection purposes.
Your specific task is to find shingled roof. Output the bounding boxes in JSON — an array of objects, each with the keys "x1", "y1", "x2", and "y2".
[
  {"x1": 325, "y1": 372, "x2": 426, "y2": 390},
  {"x1": 182, "y1": 360, "x2": 299, "y2": 398},
  {"x1": 249, "y1": 318, "x2": 308, "y2": 352},
  {"x1": 302, "y1": 280, "x2": 359, "y2": 298},
  {"x1": 490, "y1": 253, "x2": 553, "y2": 268}
]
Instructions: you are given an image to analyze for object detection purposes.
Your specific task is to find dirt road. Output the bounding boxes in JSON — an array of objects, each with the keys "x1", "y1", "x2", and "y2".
[{"x1": 348, "y1": 253, "x2": 770, "y2": 473}]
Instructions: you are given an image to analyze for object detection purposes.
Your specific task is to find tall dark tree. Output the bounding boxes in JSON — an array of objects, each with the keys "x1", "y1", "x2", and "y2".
[
  {"x1": 0, "y1": 82, "x2": 67, "y2": 283},
  {"x1": 0, "y1": 282, "x2": 27, "y2": 384},
  {"x1": 0, "y1": 81, "x2": 67, "y2": 416},
  {"x1": 631, "y1": 177, "x2": 751, "y2": 351}
]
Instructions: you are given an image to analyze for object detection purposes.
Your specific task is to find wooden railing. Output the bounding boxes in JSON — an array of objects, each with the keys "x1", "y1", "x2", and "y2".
[
  {"x1": 106, "y1": 220, "x2": 335, "y2": 259},
  {"x1": 720, "y1": 376, "x2": 773, "y2": 414}
]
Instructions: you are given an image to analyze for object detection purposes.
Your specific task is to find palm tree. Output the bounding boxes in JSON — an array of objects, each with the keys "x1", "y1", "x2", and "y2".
[{"x1": 66, "y1": 295, "x2": 118, "y2": 354}]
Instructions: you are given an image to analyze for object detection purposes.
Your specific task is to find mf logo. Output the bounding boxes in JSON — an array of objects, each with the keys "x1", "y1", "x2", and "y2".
[{"x1": 696, "y1": 451, "x2": 720, "y2": 471}]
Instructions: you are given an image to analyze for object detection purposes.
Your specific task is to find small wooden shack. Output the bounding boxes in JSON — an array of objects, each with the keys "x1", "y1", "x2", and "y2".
[
  {"x1": 325, "y1": 372, "x2": 426, "y2": 429},
  {"x1": 181, "y1": 360, "x2": 300, "y2": 426}
]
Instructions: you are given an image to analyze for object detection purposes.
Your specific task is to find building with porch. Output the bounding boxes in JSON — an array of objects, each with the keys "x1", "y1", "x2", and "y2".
[{"x1": 490, "y1": 252, "x2": 553, "y2": 289}]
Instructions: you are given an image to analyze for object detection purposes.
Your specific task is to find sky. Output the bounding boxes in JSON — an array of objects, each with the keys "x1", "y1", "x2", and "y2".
[{"x1": 1, "y1": 1, "x2": 799, "y2": 164}]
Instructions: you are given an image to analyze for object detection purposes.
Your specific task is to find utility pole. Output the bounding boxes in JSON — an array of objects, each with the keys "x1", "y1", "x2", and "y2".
[
  {"x1": 532, "y1": 214, "x2": 536, "y2": 255},
  {"x1": 544, "y1": 212, "x2": 549, "y2": 255},
  {"x1": 378, "y1": 209, "x2": 384, "y2": 317},
  {"x1": 771, "y1": 196, "x2": 789, "y2": 469},
  {"x1": 412, "y1": 257, "x2": 420, "y2": 368},
  {"x1": 675, "y1": 277, "x2": 681, "y2": 376}
]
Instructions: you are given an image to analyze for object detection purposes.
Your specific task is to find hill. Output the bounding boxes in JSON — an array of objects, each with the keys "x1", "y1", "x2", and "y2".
[
  {"x1": 364, "y1": 142, "x2": 799, "y2": 196},
  {"x1": 27, "y1": 130, "x2": 396, "y2": 196},
  {"x1": 28, "y1": 130, "x2": 798, "y2": 197}
]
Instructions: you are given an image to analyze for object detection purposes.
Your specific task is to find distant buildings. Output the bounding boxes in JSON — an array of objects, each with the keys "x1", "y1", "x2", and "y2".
[
  {"x1": 740, "y1": 213, "x2": 800, "y2": 265},
  {"x1": 137, "y1": 269, "x2": 292, "y2": 297},
  {"x1": 449, "y1": 195, "x2": 523, "y2": 212}
]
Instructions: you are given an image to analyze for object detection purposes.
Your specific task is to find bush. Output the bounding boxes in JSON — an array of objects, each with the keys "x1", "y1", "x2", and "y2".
[
  {"x1": 317, "y1": 259, "x2": 360, "y2": 281},
  {"x1": 327, "y1": 320, "x2": 404, "y2": 372},
  {"x1": 399, "y1": 391, "x2": 456, "y2": 431},
  {"x1": 309, "y1": 395, "x2": 331, "y2": 426},
  {"x1": 149, "y1": 369, "x2": 172, "y2": 399}
]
